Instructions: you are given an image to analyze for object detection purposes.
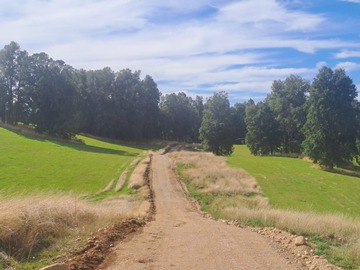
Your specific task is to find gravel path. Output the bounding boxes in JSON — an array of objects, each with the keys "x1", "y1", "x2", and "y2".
[{"x1": 104, "y1": 154, "x2": 304, "y2": 270}]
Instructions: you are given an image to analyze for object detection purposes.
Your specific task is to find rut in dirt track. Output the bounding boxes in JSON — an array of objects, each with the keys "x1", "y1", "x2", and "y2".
[{"x1": 102, "y1": 154, "x2": 303, "y2": 270}]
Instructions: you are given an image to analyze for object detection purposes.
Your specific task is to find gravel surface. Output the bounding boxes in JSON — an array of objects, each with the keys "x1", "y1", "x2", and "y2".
[{"x1": 101, "y1": 154, "x2": 313, "y2": 270}]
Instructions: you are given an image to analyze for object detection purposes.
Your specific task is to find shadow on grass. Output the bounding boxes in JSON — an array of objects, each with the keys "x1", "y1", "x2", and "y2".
[
  {"x1": 257, "y1": 149, "x2": 360, "y2": 179},
  {"x1": 80, "y1": 133, "x2": 163, "y2": 152},
  {"x1": 1, "y1": 125, "x2": 157, "y2": 156},
  {"x1": 323, "y1": 166, "x2": 360, "y2": 179}
]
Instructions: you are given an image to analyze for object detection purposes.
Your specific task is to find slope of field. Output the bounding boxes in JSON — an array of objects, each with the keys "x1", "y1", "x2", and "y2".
[
  {"x1": 0, "y1": 127, "x2": 152, "y2": 195},
  {"x1": 228, "y1": 145, "x2": 360, "y2": 218}
]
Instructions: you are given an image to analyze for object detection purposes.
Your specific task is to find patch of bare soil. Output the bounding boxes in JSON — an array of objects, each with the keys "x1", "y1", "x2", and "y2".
[
  {"x1": 65, "y1": 154, "x2": 155, "y2": 270},
  {"x1": 67, "y1": 219, "x2": 145, "y2": 270}
]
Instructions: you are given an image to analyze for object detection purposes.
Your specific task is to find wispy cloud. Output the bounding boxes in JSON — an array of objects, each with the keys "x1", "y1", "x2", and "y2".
[
  {"x1": 216, "y1": 0, "x2": 324, "y2": 32},
  {"x1": 0, "y1": 0, "x2": 359, "y2": 102},
  {"x1": 335, "y1": 50, "x2": 360, "y2": 58},
  {"x1": 335, "y1": 61, "x2": 360, "y2": 71},
  {"x1": 341, "y1": 0, "x2": 360, "y2": 3}
]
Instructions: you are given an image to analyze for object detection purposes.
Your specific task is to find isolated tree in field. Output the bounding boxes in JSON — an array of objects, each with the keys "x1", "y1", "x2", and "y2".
[
  {"x1": 303, "y1": 67, "x2": 358, "y2": 168},
  {"x1": 245, "y1": 101, "x2": 280, "y2": 155},
  {"x1": 267, "y1": 75, "x2": 309, "y2": 153},
  {"x1": 199, "y1": 92, "x2": 234, "y2": 155}
]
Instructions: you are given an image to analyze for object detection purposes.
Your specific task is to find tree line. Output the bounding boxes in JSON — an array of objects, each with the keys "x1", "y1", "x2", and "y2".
[
  {"x1": 245, "y1": 68, "x2": 359, "y2": 168},
  {"x1": 1, "y1": 41, "x2": 359, "y2": 168},
  {"x1": 0, "y1": 42, "x2": 241, "y2": 152},
  {"x1": 0, "y1": 42, "x2": 161, "y2": 140}
]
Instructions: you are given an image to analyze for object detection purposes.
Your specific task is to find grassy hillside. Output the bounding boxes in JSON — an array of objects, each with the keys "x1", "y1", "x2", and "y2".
[
  {"x1": 0, "y1": 127, "x2": 153, "y2": 195},
  {"x1": 228, "y1": 145, "x2": 360, "y2": 218}
]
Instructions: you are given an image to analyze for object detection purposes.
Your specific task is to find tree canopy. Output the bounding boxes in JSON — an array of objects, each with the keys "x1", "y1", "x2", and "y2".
[
  {"x1": 245, "y1": 100, "x2": 280, "y2": 155},
  {"x1": 267, "y1": 75, "x2": 309, "y2": 154},
  {"x1": 159, "y1": 92, "x2": 203, "y2": 142},
  {"x1": 199, "y1": 92, "x2": 234, "y2": 155},
  {"x1": 302, "y1": 67, "x2": 358, "y2": 168}
]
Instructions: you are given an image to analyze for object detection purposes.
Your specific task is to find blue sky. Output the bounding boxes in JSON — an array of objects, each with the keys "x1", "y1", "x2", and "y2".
[{"x1": 0, "y1": 0, "x2": 359, "y2": 103}]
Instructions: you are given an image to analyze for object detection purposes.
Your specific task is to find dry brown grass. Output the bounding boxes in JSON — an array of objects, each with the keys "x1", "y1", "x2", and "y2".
[
  {"x1": 115, "y1": 169, "x2": 129, "y2": 192},
  {"x1": 170, "y1": 151, "x2": 260, "y2": 196},
  {"x1": 128, "y1": 156, "x2": 151, "y2": 189},
  {"x1": 100, "y1": 179, "x2": 115, "y2": 193},
  {"x1": 222, "y1": 207, "x2": 360, "y2": 266},
  {"x1": 170, "y1": 150, "x2": 360, "y2": 267},
  {"x1": 0, "y1": 192, "x2": 149, "y2": 260},
  {"x1": 222, "y1": 207, "x2": 360, "y2": 240},
  {"x1": 115, "y1": 158, "x2": 140, "y2": 192}
]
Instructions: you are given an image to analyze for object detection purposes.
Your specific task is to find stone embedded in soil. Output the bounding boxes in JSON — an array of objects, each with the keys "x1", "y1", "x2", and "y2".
[{"x1": 294, "y1": 236, "x2": 306, "y2": 246}]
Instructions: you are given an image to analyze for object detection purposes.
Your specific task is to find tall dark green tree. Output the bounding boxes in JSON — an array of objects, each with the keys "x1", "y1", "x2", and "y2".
[
  {"x1": 302, "y1": 67, "x2": 358, "y2": 168},
  {"x1": 111, "y1": 69, "x2": 160, "y2": 140},
  {"x1": 267, "y1": 75, "x2": 309, "y2": 153},
  {"x1": 245, "y1": 101, "x2": 280, "y2": 155},
  {"x1": 160, "y1": 92, "x2": 201, "y2": 141},
  {"x1": 30, "y1": 57, "x2": 79, "y2": 137},
  {"x1": 77, "y1": 67, "x2": 116, "y2": 136},
  {"x1": 231, "y1": 102, "x2": 247, "y2": 144},
  {"x1": 199, "y1": 92, "x2": 234, "y2": 155},
  {"x1": 139, "y1": 75, "x2": 161, "y2": 139},
  {"x1": 0, "y1": 41, "x2": 29, "y2": 124},
  {"x1": 77, "y1": 68, "x2": 160, "y2": 140},
  {"x1": 192, "y1": 95, "x2": 204, "y2": 141}
]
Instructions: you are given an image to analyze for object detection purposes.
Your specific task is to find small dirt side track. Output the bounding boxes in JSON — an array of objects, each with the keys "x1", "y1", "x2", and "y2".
[{"x1": 101, "y1": 154, "x2": 307, "y2": 270}]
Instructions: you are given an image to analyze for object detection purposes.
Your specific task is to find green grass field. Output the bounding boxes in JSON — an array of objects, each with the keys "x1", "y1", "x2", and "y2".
[
  {"x1": 228, "y1": 145, "x2": 360, "y2": 218},
  {"x1": 0, "y1": 127, "x2": 155, "y2": 195}
]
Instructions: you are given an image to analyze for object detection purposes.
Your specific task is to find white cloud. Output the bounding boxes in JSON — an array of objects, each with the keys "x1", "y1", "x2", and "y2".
[
  {"x1": 335, "y1": 50, "x2": 360, "y2": 58},
  {"x1": 157, "y1": 65, "x2": 316, "y2": 101},
  {"x1": 0, "y1": 0, "x2": 359, "y2": 102},
  {"x1": 0, "y1": 0, "x2": 338, "y2": 57},
  {"x1": 316, "y1": 61, "x2": 327, "y2": 69},
  {"x1": 341, "y1": 0, "x2": 360, "y2": 3},
  {"x1": 216, "y1": 0, "x2": 324, "y2": 32},
  {"x1": 335, "y1": 61, "x2": 360, "y2": 71}
]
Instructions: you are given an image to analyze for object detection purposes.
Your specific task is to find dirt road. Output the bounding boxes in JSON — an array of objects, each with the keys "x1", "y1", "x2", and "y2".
[{"x1": 103, "y1": 154, "x2": 303, "y2": 270}]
